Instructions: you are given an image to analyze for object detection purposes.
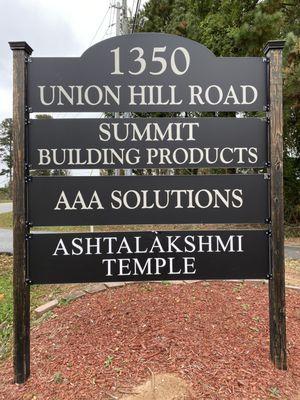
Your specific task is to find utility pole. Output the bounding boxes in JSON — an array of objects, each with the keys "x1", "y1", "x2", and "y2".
[
  {"x1": 115, "y1": 1, "x2": 121, "y2": 36},
  {"x1": 113, "y1": 0, "x2": 132, "y2": 176},
  {"x1": 114, "y1": 1, "x2": 122, "y2": 176},
  {"x1": 122, "y1": 0, "x2": 129, "y2": 35},
  {"x1": 122, "y1": 0, "x2": 132, "y2": 176}
]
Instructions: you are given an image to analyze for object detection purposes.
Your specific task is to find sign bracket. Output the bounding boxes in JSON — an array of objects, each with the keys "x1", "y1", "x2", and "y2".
[
  {"x1": 267, "y1": 229, "x2": 273, "y2": 279},
  {"x1": 264, "y1": 54, "x2": 271, "y2": 112},
  {"x1": 266, "y1": 116, "x2": 271, "y2": 168},
  {"x1": 24, "y1": 56, "x2": 32, "y2": 64}
]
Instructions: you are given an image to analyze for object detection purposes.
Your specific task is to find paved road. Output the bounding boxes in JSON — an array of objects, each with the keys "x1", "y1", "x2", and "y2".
[
  {"x1": 285, "y1": 245, "x2": 300, "y2": 259},
  {"x1": 0, "y1": 228, "x2": 13, "y2": 253},
  {"x1": 0, "y1": 227, "x2": 299, "y2": 258},
  {"x1": 1, "y1": 206, "x2": 299, "y2": 257},
  {"x1": 0, "y1": 203, "x2": 13, "y2": 253},
  {"x1": 0, "y1": 202, "x2": 12, "y2": 213}
]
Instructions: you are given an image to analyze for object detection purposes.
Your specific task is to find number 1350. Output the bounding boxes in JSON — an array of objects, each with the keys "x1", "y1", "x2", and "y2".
[{"x1": 110, "y1": 46, "x2": 190, "y2": 76}]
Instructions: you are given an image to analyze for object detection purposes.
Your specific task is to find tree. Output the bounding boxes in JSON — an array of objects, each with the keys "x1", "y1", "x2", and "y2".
[
  {"x1": 0, "y1": 118, "x2": 13, "y2": 196},
  {"x1": 138, "y1": 0, "x2": 300, "y2": 223},
  {"x1": 0, "y1": 115, "x2": 70, "y2": 185}
]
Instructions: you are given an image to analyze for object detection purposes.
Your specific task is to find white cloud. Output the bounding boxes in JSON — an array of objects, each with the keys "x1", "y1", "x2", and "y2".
[
  {"x1": 0, "y1": 0, "x2": 125, "y2": 122},
  {"x1": 0, "y1": 0, "x2": 144, "y2": 186}
]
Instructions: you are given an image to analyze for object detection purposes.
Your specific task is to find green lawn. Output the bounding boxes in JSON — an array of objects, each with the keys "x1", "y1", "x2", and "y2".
[
  {"x1": 0, "y1": 212, "x2": 91, "y2": 232},
  {"x1": 0, "y1": 211, "x2": 299, "y2": 238},
  {"x1": 0, "y1": 212, "x2": 12, "y2": 228},
  {"x1": 0, "y1": 254, "x2": 83, "y2": 361},
  {"x1": 0, "y1": 256, "x2": 12, "y2": 359},
  {"x1": 0, "y1": 211, "x2": 226, "y2": 233}
]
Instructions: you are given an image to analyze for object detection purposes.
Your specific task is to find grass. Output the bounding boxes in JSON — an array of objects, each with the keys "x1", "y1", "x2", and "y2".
[
  {"x1": 0, "y1": 200, "x2": 11, "y2": 203},
  {"x1": 0, "y1": 256, "x2": 12, "y2": 359},
  {"x1": 0, "y1": 254, "x2": 299, "y2": 363},
  {"x1": 0, "y1": 211, "x2": 299, "y2": 239},
  {"x1": 31, "y1": 225, "x2": 93, "y2": 233},
  {"x1": 53, "y1": 371, "x2": 64, "y2": 384},
  {"x1": 0, "y1": 211, "x2": 91, "y2": 232},
  {"x1": 0, "y1": 212, "x2": 12, "y2": 229},
  {"x1": 285, "y1": 225, "x2": 300, "y2": 238},
  {"x1": 1, "y1": 211, "x2": 299, "y2": 238},
  {"x1": 104, "y1": 355, "x2": 114, "y2": 368},
  {"x1": 0, "y1": 254, "x2": 83, "y2": 361}
]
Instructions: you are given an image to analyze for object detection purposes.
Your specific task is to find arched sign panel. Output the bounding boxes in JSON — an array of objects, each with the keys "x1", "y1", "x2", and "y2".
[{"x1": 28, "y1": 33, "x2": 267, "y2": 112}]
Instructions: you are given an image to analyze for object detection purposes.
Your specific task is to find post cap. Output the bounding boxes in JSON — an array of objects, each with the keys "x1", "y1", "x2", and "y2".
[
  {"x1": 263, "y1": 40, "x2": 285, "y2": 55},
  {"x1": 9, "y1": 41, "x2": 33, "y2": 55}
]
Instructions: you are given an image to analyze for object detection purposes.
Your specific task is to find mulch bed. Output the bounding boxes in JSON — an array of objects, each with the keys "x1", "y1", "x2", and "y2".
[{"x1": 0, "y1": 281, "x2": 299, "y2": 400}]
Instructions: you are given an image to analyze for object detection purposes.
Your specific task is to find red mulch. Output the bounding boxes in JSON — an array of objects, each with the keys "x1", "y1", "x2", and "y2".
[{"x1": 0, "y1": 281, "x2": 299, "y2": 400}]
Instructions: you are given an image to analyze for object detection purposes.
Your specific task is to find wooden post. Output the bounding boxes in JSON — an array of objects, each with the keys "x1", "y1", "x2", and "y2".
[
  {"x1": 263, "y1": 40, "x2": 287, "y2": 370},
  {"x1": 9, "y1": 41, "x2": 33, "y2": 383}
]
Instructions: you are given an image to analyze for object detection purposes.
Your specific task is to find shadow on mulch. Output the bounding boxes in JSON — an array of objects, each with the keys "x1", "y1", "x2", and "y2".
[{"x1": 0, "y1": 281, "x2": 299, "y2": 400}]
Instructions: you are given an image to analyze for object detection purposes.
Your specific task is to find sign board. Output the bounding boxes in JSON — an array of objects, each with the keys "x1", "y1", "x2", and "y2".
[
  {"x1": 28, "y1": 33, "x2": 267, "y2": 112},
  {"x1": 28, "y1": 174, "x2": 269, "y2": 226},
  {"x1": 28, "y1": 230, "x2": 270, "y2": 284},
  {"x1": 11, "y1": 36, "x2": 288, "y2": 382},
  {"x1": 28, "y1": 117, "x2": 268, "y2": 169}
]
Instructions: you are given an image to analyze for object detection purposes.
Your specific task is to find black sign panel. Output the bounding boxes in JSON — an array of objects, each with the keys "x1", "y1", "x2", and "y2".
[
  {"x1": 28, "y1": 175, "x2": 269, "y2": 226},
  {"x1": 28, "y1": 33, "x2": 266, "y2": 112},
  {"x1": 28, "y1": 230, "x2": 269, "y2": 284},
  {"x1": 28, "y1": 117, "x2": 268, "y2": 169}
]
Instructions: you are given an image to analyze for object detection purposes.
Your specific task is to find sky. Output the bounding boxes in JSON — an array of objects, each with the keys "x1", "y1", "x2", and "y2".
[{"x1": 0, "y1": 0, "x2": 145, "y2": 186}]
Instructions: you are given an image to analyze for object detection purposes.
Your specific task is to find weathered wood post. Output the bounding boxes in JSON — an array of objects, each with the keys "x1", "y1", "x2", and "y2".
[
  {"x1": 263, "y1": 40, "x2": 287, "y2": 370},
  {"x1": 9, "y1": 41, "x2": 33, "y2": 383}
]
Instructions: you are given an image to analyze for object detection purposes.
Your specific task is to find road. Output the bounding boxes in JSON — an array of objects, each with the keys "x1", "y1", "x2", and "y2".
[
  {"x1": 0, "y1": 228, "x2": 13, "y2": 253},
  {"x1": 285, "y1": 245, "x2": 300, "y2": 259},
  {"x1": 0, "y1": 203, "x2": 12, "y2": 253},
  {"x1": 0, "y1": 202, "x2": 12, "y2": 213},
  {"x1": 0, "y1": 203, "x2": 299, "y2": 257}
]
